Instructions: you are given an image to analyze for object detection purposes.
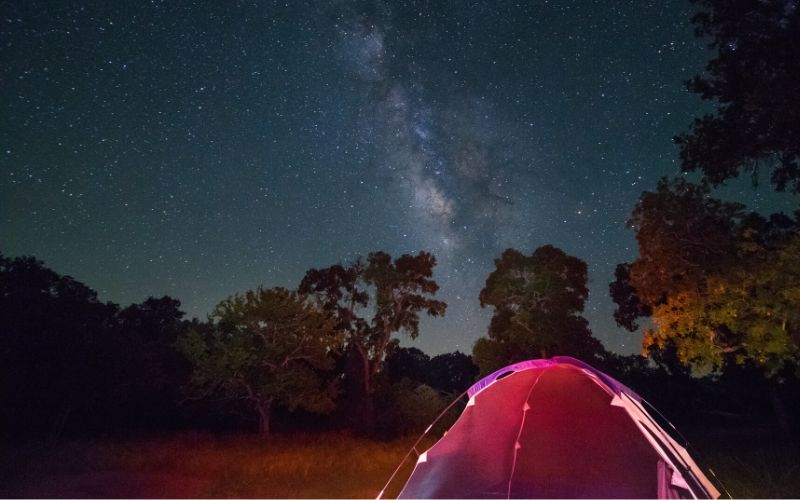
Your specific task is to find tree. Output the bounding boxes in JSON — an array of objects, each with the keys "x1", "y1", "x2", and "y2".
[
  {"x1": 177, "y1": 287, "x2": 342, "y2": 437},
  {"x1": 609, "y1": 263, "x2": 652, "y2": 332},
  {"x1": 0, "y1": 253, "x2": 118, "y2": 437},
  {"x1": 385, "y1": 346, "x2": 431, "y2": 385},
  {"x1": 642, "y1": 230, "x2": 800, "y2": 375},
  {"x1": 105, "y1": 296, "x2": 191, "y2": 432},
  {"x1": 385, "y1": 347, "x2": 479, "y2": 394},
  {"x1": 473, "y1": 245, "x2": 605, "y2": 375},
  {"x1": 611, "y1": 179, "x2": 800, "y2": 375},
  {"x1": 363, "y1": 251, "x2": 447, "y2": 387},
  {"x1": 675, "y1": 0, "x2": 800, "y2": 192},
  {"x1": 299, "y1": 251, "x2": 446, "y2": 427},
  {"x1": 427, "y1": 351, "x2": 479, "y2": 394},
  {"x1": 623, "y1": 178, "x2": 745, "y2": 308},
  {"x1": 116, "y1": 296, "x2": 186, "y2": 342}
]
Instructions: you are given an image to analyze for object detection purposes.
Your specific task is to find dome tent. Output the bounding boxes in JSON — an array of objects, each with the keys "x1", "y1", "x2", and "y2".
[{"x1": 393, "y1": 357, "x2": 721, "y2": 499}]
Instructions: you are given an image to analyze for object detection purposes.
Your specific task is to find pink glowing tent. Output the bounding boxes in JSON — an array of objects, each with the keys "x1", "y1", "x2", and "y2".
[{"x1": 395, "y1": 357, "x2": 721, "y2": 499}]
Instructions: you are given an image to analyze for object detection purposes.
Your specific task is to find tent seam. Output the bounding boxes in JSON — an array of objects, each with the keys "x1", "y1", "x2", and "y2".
[{"x1": 506, "y1": 369, "x2": 546, "y2": 499}]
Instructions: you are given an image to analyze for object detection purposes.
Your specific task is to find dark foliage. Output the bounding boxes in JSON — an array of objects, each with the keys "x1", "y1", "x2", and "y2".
[
  {"x1": 0, "y1": 253, "x2": 202, "y2": 438},
  {"x1": 428, "y1": 351, "x2": 480, "y2": 394},
  {"x1": 0, "y1": 253, "x2": 118, "y2": 437},
  {"x1": 473, "y1": 245, "x2": 607, "y2": 375},
  {"x1": 3, "y1": 250, "x2": 798, "y2": 442},
  {"x1": 609, "y1": 263, "x2": 652, "y2": 332},
  {"x1": 385, "y1": 346, "x2": 479, "y2": 395},
  {"x1": 676, "y1": 0, "x2": 800, "y2": 192},
  {"x1": 101, "y1": 296, "x2": 193, "y2": 433},
  {"x1": 299, "y1": 251, "x2": 447, "y2": 432},
  {"x1": 385, "y1": 346, "x2": 430, "y2": 385}
]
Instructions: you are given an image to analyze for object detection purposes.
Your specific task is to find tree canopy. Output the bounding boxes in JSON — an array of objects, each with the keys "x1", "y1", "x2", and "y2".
[
  {"x1": 473, "y1": 245, "x2": 604, "y2": 375},
  {"x1": 177, "y1": 287, "x2": 342, "y2": 436},
  {"x1": 626, "y1": 178, "x2": 745, "y2": 307},
  {"x1": 611, "y1": 179, "x2": 800, "y2": 374},
  {"x1": 0, "y1": 253, "x2": 119, "y2": 435},
  {"x1": 299, "y1": 250, "x2": 446, "y2": 429},
  {"x1": 675, "y1": 0, "x2": 800, "y2": 192},
  {"x1": 385, "y1": 347, "x2": 479, "y2": 394}
]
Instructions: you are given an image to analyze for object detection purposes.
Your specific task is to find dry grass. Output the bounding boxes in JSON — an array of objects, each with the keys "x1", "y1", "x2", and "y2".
[
  {"x1": 1, "y1": 429, "x2": 797, "y2": 498},
  {"x1": 0, "y1": 432, "x2": 424, "y2": 498},
  {"x1": 686, "y1": 428, "x2": 800, "y2": 499}
]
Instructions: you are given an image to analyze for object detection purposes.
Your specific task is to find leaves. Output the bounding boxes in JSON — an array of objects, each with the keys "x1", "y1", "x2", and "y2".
[
  {"x1": 364, "y1": 251, "x2": 446, "y2": 342},
  {"x1": 300, "y1": 251, "x2": 446, "y2": 397},
  {"x1": 676, "y1": 0, "x2": 800, "y2": 192},
  {"x1": 177, "y1": 287, "x2": 343, "y2": 432},
  {"x1": 473, "y1": 245, "x2": 604, "y2": 374},
  {"x1": 614, "y1": 179, "x2": 800, "y2": 375}
]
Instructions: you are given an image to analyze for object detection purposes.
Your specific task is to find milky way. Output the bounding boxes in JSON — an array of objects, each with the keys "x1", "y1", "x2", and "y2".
[{"x1": 3, "y1": 0, "x2": 795, "y2": 355}]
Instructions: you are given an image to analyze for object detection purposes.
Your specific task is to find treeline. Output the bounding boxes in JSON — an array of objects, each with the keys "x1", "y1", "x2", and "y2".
[
  {"x1": 0, "y1": 255, "x2": 192, "y2": 438},
  {"x1": 3, "y1": 242, "x2": 799, "y2": 442},
  {"x1": 0, "y1": 251, "x2": 478, "y2": 440}
]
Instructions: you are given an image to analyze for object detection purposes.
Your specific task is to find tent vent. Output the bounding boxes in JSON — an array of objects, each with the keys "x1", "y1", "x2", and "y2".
[{"x1": 495, "y1": 370, "x2": 516, "y2": 380}]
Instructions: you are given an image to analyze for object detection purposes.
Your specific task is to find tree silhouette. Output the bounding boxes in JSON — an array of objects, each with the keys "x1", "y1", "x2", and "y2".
[
  {"x1": 609, "y1": 263, "x2": 651, "y2": 332},
  {"x1": 177, "y1": 287, "x2": 342, "y2": 437},
  {"x1": 0, "y1": 253, "x2": 119, "y2": 437},
  {"x1": 676, "y1": 0, "x2": 800, "y2": 192},
  {"x1": 427, "y1": 351, "x2": 479, "y2": 394},
  {"x1": 106, "y1": 296, "x2": 191, "y2": 432},
  {"x1": 299, "y1": 251, "x2": 446, "y2": 428},
  {"x1": 385, "y1": 346, "x2": 431, "y2": 385},
  {"x1": 473, "y1": 245, "x2": 605, "y2": 375},
  {"x1": 384, "y1": 347, "x2": 479, "y2": 394}
]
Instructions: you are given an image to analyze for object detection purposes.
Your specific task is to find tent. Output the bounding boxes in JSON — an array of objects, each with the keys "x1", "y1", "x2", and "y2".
[{"x1": 394, "y1": 357, "x2": 721, "y2": 499}]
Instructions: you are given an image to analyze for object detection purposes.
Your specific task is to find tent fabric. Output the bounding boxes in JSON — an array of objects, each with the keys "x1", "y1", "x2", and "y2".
[
  {"x1": 467, "y1": 357, "x2": 642, "y2": 402},
  {"x1": 397, "y1": 357, "x2": 720, "y2": 499}
]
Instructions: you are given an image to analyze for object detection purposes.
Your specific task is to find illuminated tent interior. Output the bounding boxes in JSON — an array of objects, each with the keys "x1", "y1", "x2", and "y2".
[{"x1": 395, "y1": 357, "x2": 721, "y2": 499}]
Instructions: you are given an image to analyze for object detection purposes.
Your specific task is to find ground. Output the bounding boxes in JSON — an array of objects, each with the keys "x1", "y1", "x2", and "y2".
[
  {"x1": 0, "y1": 430, "x2": 797, "y2": 498},
  {"x1": 0, "y1": 433, "x2": 420, "y2": 498}
]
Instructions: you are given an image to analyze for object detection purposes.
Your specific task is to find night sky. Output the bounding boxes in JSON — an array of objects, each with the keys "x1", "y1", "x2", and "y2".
[{"x1": 3, "y1": 1, "x2": 795, "y2": 355}]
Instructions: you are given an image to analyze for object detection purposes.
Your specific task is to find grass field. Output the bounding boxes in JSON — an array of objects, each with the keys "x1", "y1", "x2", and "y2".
[
  {"x1": 0, "y1": 432, "x2": 428, "y2": 498},
  {"x1": 1, "y1": 430, "x2": 798, "y2": 498},
  {"x1": 685, "y1": 428, "x2": 800, "y2": 499}
]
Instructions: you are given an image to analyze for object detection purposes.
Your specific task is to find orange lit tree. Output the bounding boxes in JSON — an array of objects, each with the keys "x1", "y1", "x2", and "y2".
[{"x1": 611, "y1": 178, "x2": 800, "y2": 375}]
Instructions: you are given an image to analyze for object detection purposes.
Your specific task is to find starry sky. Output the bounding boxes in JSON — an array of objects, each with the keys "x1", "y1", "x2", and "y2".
[{"x1": 3, "y1": 0, "x2": 795, "y2": 355}]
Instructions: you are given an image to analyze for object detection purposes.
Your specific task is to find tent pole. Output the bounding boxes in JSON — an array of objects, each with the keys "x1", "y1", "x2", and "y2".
[
  {"x1": 640, "y1": 397, "x2": 733, "y2": 500},
  {"x1": 376, "y1": 388, "x2": 471, "y2": 499}
]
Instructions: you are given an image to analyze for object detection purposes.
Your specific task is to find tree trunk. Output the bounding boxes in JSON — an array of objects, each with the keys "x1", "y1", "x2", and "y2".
[
  {"x1": 768, "y1": 378, "x2": 790, "y2": 435},
  {"x1": 256, "y1": 400, "x2": 273, "y2": 438},
  {"x1": 362, "y1": 351, "x2": 372, "y2": 397},
  {"x1": 342, "y1": 344, "x2": 377, "y2": 433},
  {"x1": 356, "y1": 346, "x2": 376, "y2": 432}
]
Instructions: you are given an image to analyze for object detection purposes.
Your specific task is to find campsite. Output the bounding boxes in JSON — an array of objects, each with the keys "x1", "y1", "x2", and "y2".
[{"x1": 3, "y1": 0, "x2": 800, "y2": 498}]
